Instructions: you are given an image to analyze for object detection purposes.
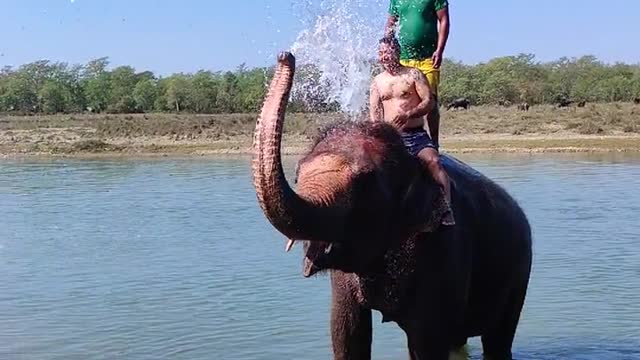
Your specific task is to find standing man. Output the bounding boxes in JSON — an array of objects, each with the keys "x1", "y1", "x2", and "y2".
[{"x1": 385, "y1": 0, "x2": 450, "y2": 149}]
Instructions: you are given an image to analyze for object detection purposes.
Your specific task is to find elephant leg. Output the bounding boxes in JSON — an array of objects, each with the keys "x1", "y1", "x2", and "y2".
[
  {"x1": 330, "y1": 272, "x2": 372, "y2": 360},
  {"x1": 408, "y1": 345, "x2": 469, "y2": 360},
  {"x1": 480, "y1": 281, "x2": 529, "y2": 360},
  {"x1": 448, "y1": 338, "x2": 470, "y2": 360},
  {"x1": 449, "y1": 342, "x2": 471, "y2": 360},
  {"x1": 406, "y1": 333, "x2": 450, "y2": 360},
  {"x1": 407, "y1": 333, "x2": 469, "y2": 360}
]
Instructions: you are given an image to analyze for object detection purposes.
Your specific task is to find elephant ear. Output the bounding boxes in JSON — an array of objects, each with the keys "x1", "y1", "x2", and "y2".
[{"x1": 400, "y1": 172, "x2": 452, "y2": 234}]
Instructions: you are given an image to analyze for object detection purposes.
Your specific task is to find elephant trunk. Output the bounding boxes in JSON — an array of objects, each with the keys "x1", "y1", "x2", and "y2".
[{"x1": 252, "y1": 52, "x2": 341, "y2": 243}]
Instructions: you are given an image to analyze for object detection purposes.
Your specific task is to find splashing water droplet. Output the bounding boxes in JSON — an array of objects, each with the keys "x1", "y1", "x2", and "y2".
[{"x1": 289, "y1": 0, "x2": 387, "y2": 119}]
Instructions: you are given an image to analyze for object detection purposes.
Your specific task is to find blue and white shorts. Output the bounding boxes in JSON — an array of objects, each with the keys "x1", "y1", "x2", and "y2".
[{"x1": 400, "y1": 127, "x2": 438, "y2": 156}]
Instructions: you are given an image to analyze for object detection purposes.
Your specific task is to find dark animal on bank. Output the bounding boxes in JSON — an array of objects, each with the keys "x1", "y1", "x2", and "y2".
[
  {"x1": 498, "y1": 99, "x2": 512, "y2": 107},
  {"x1": 577, "y1": 101, "x2": 587, "y2": 108},
  {"x1": 517, "y1": 102, "x2": 530, "y2": 111},
  {"x1": 557, "y1": 98, "x2": 573, "y2": 108},
  {"x1": 634, "y1": 97, "x2": 640, "y2": 105},
  {"x1": 447, "y1": 97, "x2": 471, "y2": 110},
  {"x1": 252, "y1": 52, "x2": 533, "y2": 360}
]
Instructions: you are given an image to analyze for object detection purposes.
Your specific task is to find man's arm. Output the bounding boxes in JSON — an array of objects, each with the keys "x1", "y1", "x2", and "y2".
[
  {"x1": 402, "y1": 70, "x2": 434, "y2": 119},
  {"x1": 369, "y1": 81, "x2": 384, "y2": 122},
  {"x1": 385, "y1": 0, "x2": 399, "y2": 36},
  {"x1": 431, "y1": 6, "x2": 450, "y2": 69},
  {"x1": 384, "y1": 15, "x2": 398, "y2": 36}
]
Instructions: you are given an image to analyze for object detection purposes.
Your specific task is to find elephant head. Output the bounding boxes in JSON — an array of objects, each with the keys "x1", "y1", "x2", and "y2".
[{"x1": 252, "y1": 52, "x2": 447, "y2": 278}]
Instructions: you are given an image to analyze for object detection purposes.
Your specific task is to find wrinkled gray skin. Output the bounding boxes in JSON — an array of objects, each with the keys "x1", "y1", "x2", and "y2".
[{"x1": 252, "y1": 52, "x2": 533, "y2": 360}]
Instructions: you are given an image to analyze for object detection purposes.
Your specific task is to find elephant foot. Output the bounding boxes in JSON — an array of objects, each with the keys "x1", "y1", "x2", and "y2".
[{"x1": 449, "y1": 344, "x2": 470, "y2": 360}]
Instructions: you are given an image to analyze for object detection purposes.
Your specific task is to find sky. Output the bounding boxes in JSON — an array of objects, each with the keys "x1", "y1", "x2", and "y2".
[{"x1": 0, "y1": 0, "x2": 638, "y2": 75}]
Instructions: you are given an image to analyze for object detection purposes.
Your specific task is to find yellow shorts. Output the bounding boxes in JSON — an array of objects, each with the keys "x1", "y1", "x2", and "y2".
[{"x1": 400, "y1": 58, "x2": 440, "y2": 97}]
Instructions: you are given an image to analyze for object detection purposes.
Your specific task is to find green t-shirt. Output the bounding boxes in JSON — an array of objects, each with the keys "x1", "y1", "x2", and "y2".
[{"x1": 388, "y1": 0, "x2": 448, "y2": 60}]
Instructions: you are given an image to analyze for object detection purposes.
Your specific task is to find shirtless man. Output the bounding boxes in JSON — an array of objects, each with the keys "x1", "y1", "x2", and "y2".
[{"x1": 369, "y1": 35, "x2": 454, "y2": 226}]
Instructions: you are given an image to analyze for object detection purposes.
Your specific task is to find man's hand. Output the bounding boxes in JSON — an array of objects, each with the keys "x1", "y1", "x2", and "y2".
[
  {"x1": 369, "y1": 81, "x2": 384, "y2": 122},
  {"x1": 432, "y1": 48, "x2": 444, "y2": 69},
  {"x1": 391, "y1": 110, "x2": 410, "y2": 127},
  {"x1": 433, "y1": 7, "x2": 450, "y2": 69}
]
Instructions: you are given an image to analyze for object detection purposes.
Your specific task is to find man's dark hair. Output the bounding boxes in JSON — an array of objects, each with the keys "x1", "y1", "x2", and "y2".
[{"x1": 379, "y1": 35, "x2": 400, "y2": 50}]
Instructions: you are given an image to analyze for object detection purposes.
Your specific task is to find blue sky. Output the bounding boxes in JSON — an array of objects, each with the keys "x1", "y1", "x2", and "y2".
[{"x1": 0, "y1": 0, "x2": 638, "y2": 75}]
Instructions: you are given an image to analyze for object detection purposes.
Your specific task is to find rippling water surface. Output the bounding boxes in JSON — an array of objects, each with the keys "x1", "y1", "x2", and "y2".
[{"x1": 1, "y1": 153, "x2": 639, "y2": 359}]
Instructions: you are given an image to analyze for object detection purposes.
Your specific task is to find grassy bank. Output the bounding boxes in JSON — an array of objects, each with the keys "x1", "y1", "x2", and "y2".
[{"x1": 1, "y1": 102, "x2": 640, "y2": 157}]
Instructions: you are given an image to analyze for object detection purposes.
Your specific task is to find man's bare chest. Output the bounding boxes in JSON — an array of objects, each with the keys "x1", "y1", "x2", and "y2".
[{"x1": 378, "y1": 77, "x2": 416, "y2": 101}]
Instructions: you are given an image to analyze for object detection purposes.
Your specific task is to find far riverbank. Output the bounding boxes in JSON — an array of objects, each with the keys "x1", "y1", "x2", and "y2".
[{"x1": 2, "y1": 103, "x2": 639, "y2": 158}]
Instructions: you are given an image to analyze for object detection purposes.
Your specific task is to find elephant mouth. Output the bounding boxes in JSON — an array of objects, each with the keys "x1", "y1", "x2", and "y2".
[
  {"x1": 303, "y1": 257, "x2": 320, "y2": 278},
  {"x1": 301, "y1": 241, "x2": 335, "y2": 278}
]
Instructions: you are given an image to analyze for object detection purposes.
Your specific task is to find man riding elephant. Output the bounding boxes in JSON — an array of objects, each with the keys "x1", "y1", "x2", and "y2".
[
  {"x1": 369, "y1": 35, "x2": 455, "y2": 226},
  {"x1": 385, "y1": 0, "x2": 450, "y2": 149}
]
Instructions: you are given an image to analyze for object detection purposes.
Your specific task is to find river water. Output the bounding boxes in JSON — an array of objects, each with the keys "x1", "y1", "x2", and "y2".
[{"x1": 1, "y1": 153, "x2": 639, "y2": 359}]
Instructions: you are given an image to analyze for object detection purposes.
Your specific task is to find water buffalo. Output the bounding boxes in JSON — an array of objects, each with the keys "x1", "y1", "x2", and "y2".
[
  {"x1": 557, "y1": 97, "x2": 573, "y2": 108},
  {"x1": 447, "y1": 98, "x2": 470, "y2": 110}
]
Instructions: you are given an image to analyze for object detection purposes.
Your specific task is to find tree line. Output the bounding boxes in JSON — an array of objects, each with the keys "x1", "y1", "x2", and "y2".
[
  {"x1": 1, "y1": 54, "x2": 639, "y2": 115},
  {"x1": 439, "y1": 54, "x2": 640, "y2": 106},
  {"x1": 0, "y1": 58, "x2": 271, "y2": 115}
]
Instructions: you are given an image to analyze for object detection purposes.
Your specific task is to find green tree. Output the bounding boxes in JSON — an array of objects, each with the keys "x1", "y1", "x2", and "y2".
[
  {"x1": 237, "y1": 68, "x2": 268, "y2": 112},
  {"x1": 84, "y1": 73, "x2": 112, "y2": 112},
  {"x1": 133, "y1": 79, "x2": 158, "y2": 112},
  {"x1": 165, "y1": 74, "x2": 192, "y2": 112},
  {"x1": 190, "y1": 71, "x2": 219, "y2": 113},
  {"x1": 1, "y1": 75, "x2": 38, "y2": 112},
  {"x1": 39, "y1": 80, "x2": 68, "y2": 114},
  {"x1": 108, "y1": 66, "x2": 138, "y2": 113},
  {"x1": 82, "y1": 58, "x2": 112, "y2": 112},
  {"x1": 217, "y1": 71, "x2": 239, "y2": 113}
]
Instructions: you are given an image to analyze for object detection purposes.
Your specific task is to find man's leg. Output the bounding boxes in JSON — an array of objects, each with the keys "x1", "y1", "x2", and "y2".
[
  {"x1": 425, "y1": 97, "x2": 440, "y2": 148},
  {"x1": 422, "y1": 59, "x2": 441, "y2": 148},
  {"x1": 416, "y1": 147, "x2": 455, "y2": 225}
]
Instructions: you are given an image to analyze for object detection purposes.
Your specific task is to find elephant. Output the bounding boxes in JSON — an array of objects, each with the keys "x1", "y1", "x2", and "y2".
[{"x1": 252, "y1": 52, "x2": 533, "y2": 360}]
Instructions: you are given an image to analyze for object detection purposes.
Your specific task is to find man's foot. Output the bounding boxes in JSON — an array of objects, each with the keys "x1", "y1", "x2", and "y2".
[
  {"x1": 442, "y1": 207, "x2": 456, "y2": 226},
  {"x1": 441, "y1": 187, "x2": 455, "y2": 226},
  {"x1": 416, "y1": 194, "x2": 455, "y2": 234}
]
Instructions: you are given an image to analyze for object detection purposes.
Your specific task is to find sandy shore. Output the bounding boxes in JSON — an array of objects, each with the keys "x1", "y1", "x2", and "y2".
[
  {"x1": 2, "y1": 131, "x2": 640, "y2": 159},
  {"x1": 2, "y1": 107, "x2": 640, "y2": 158}
]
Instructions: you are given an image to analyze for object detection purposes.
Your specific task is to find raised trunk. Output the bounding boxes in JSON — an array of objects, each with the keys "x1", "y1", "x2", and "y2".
[{"x1": 252, "y1": 52, "x2": 341, "y2": 242}]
